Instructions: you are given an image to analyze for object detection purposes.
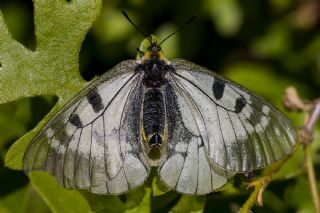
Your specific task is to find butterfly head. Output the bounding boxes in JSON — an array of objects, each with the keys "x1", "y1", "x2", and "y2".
[{"x1": 137, "y1": 35, "x2": 165, "y2": 61}]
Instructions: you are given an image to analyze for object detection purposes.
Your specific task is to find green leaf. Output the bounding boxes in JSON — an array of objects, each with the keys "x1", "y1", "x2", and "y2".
[
  {"x1": 269, "y1": 0, "x2": 293, "y2": 11},
  {"x1": 125, "y1": 188, "x2": 151, "y2": 213},
  {"x1": 170, "y1": 195, "x2": 205, "y2": 213},
  {"x1": 0, "y1": 99, "x2": 31, "y2": 146},
  {"x1": 2, "y1": 0, "x2": 102, "y2": 169},
  {"x1": 0, "y1": 185, "x2": 51, "y2": 213},
  {"x1": 81, "y1": 186, "x2": 150, "y2": 213},
  {"x1": 93, "y1": 7, "x2": 132, "y2": 43},
  {"x1": 263, "y1": 191, "x2": 288, "y2": 212},
  {"x1": 151, "y1": 191, "x2": 180, "y2": 212},
  {"x1": 250, "y1": 22, "x2": 291, "y2": 58},
  {"x1": 206, "y1": 0, "x2": 243, "y2": 36},
  {"x1": 273, "y1": 146, "x2": 304, "y2": 180},
  {"x1": 5, "y1": 104, "x2": 60, "y2": 170},
  {"x1": 155, "y1": 23, "x2": 179, "y2": 59},
  {"x1": 152, "y1": 176, "x2": 170, "y2": 196},
  {"x1": 0, "y1": 205, "x2": 10, "y2": 213},
  {"x1": 284, "y1": 177, "x2": 319, "y2": 212},
  {"x1": 0, "y1": 186, "x2": 29, "y2": 213},
  {"x1": 30, "y1": 171, "x2": 91, "y2": 213}
]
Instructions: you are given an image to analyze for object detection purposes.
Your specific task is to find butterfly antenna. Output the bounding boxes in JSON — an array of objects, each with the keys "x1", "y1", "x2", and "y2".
[
  {"x1": 136, "y1": 47, "x2": 144, "y2": 56},
  {"x1": 122, "y1": 11, "x2": 152, "y2": 43},
  {"x1": 159, "y1": 16, "x2": 197, "y2": 46}
]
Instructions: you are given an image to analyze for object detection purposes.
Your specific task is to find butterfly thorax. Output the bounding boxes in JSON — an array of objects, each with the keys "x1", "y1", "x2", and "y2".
[
  {"x1": 140, "y1": 42, "x2": 170, "y2": 87},
  {"x1": 142, "y1": 59, "x2": 167, "y2": 87}
]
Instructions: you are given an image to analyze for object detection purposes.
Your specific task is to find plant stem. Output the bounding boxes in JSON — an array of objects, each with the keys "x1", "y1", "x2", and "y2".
[
  {"x1": 238, "y1": 177, "x2": 271, "y2": 213},
  {"x1": 284, "y1": 86, "x2": 320, "y2": 212},
  {"x1": 305, "y1": 144, "x2": 320, "y2": 213},
  {"x1": 238, "y1": 184, "x2": 260, "y2": 213}
]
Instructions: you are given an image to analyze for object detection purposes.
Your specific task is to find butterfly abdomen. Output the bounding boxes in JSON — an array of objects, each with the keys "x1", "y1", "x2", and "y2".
[{"x1": 143, "y1": 88, "x2": 165, "y2": 147}]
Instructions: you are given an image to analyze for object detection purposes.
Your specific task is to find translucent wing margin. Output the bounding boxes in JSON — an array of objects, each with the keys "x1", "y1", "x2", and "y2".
[
  {"x1": 170, "y1": 59, "x2": 297, "y2": 172},
  {"x1": 158, "y1": 82, "x2": 230, "y2": 195},
  {"x1": 23, "y1": 60, "x2": 151, "y2": 194}
]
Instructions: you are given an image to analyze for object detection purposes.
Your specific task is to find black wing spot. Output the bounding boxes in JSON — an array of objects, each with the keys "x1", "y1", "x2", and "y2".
[
  {"x1": 212, "y1": 78, "x2": 225, "y2": 100},
  {"x1": 69, "y1": 113, "x2": 82, "y2": 128},
  {"x1": 87, "y1": 89, "x2": 104, "y2": 113},
  {"x1": 235, "y1": 97, "x2": 246, "y2": 113}
]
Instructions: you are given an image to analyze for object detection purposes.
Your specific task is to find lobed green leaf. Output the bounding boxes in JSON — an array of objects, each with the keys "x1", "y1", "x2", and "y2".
[{"x1": 2, "y1": 0, "x2": 102, "y2": 170}]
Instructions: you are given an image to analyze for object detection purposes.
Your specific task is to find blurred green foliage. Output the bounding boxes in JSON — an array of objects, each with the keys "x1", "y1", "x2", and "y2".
[{"x1": 0, "y1": 0, "x2": 319, "y2": 212}]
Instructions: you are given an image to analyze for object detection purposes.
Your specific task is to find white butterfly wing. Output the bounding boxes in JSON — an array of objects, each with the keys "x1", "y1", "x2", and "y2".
[
  {"x1": 23, "y1": 60, "x2": 151, "y2": 194},
  {"x1": 169, "y1": 59, "x2": 297, "y2": 172},
  {"x1": 158, "y1": 82, "x2": 231, "y2": 195}
]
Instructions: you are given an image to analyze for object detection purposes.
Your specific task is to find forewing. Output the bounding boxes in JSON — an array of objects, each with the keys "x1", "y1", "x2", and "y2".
[
  {"x1": 158, "y1": 82, "x2": 230, "y2": 195},
  {"x1": 23, "y1": 60, "x2": 151, "y2": 194},
  {"x1": 170, "y1": 59, "x2": 297, "y2": 172}
]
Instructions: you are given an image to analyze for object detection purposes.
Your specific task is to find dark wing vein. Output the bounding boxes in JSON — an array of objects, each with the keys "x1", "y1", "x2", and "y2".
[
  {"x1": 74, "y1": 128, "x2": 83, "y2": 188},
  {"x1": 31, "y1": 118, "x2": 70, "y2": 172},
  {"x1": 89, "y1": 123, "x2": 93, "y2": 191},
  {"x1": 227, "y1": 111, "x2": 243, "y2": 169},
  {"x1": 169, "y1": 74, "x2": 209, "y2": 145},
  {"x1": 173, "y1": 71, "x2": 230, "y2": 168},
  {"x1": 168, "y1": 74, "x2": 205, "y2": 192},
  {"x1": 61, "y1": 128, "x2": 78, "y2": 186},
  {"x1": 236, "y1": 113, "x2": 260, "y2": 169}
]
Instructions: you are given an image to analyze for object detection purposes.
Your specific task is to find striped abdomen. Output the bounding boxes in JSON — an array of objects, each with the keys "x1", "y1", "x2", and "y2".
[{"x1": 143, "y1": 88, "x2": 165, "y2": 147}]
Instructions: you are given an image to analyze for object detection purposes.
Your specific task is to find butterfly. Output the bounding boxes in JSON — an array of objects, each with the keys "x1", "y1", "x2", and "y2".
[{"x1": 22, "y1": 32, "x2": 297, "y2": 195}]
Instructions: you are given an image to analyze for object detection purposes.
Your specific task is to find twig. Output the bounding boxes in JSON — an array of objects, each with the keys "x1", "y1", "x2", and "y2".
[
  {"x1": 238, "y1": 157, "x2": 287, "y2": 213},
  {"x1": 305, "y1": 144, "x2": 320, "y2": 212},
  {"x1": 238, "y1": 176, "x2": 271, "y2": 213},
  {"x1": 284, "y1": 86, "x2": 320, "y2": 213}
]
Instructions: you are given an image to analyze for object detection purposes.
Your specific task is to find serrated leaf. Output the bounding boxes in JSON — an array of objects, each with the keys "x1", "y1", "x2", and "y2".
[{"x1": 2, "y1": 0, "x2": 102, "y2": 169}]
